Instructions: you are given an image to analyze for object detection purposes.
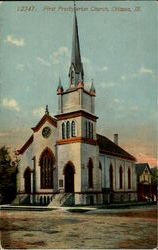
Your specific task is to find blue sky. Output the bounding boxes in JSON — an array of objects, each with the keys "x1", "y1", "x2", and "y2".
[{"x1": 0, "y1": 1, "x2": 157, "y2": 166}]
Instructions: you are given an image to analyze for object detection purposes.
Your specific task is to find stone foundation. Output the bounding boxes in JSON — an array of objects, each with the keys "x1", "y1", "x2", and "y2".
[
  {"x1": 74, "y1": 193, "x2": 103, "y2": 205},
  {"x1": 110, "y1": 192, "x2": 137, "y2": 203},
  {"x1": 14, "y1": 191, "x2": 137, "y2": 206}
]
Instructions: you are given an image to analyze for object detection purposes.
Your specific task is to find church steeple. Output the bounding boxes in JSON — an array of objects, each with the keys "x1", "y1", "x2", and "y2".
[{"x1": 68, "y1": 1, "x2": 84, "y2": 88}]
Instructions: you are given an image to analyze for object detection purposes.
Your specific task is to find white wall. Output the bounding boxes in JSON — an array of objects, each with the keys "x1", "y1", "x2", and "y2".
[
  {"x1": 60, "y1": 88, "x2": 95, "y2": 114},
  {"x1": 18, "y1": 120, "x2": 58, "y2": 193},
  {"x1": 57, "y1": 143, "x2": 81, "y2": 192},
  {"x1": 99, "y1": 154, "x2": 137, "y2": 192},
  {"x1": 81, "y1": 143, "x2": 101, "y2": 192}
]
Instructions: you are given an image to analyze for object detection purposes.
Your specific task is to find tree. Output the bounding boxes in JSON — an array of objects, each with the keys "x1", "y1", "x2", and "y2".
[
  {"x1": 151, "y1": 167, "x2": 158, "y2": 185},
  {"x1": 0, "y1": 146, "x2": 19, "y2": 204}
]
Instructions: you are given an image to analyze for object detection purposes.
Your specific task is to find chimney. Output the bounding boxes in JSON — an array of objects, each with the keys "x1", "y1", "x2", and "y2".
[{"x1": 114, "y1": 133, "x2": 118, "y2": 145}]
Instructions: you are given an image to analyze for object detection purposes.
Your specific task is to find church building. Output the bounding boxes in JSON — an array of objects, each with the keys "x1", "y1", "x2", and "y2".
[{"x1": 16, "y1": 7, "x2": 137, "y2": 206}]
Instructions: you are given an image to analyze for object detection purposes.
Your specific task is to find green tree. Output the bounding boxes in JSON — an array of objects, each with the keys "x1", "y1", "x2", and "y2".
[
  {"x1": 0, "y1": 146, "x2": 19, "y2": 204},
  {"x1": 151, "y1": 167, "x2": 158, "y2": 185}
]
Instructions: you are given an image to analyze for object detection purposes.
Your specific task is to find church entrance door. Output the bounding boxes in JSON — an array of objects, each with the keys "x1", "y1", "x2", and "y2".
[
  {"x1": 24, "y1": 168, "x2": 31, "y2": 194},
  {"x1": 64, "y1": 164, "x2": 74, "y2": 193}
]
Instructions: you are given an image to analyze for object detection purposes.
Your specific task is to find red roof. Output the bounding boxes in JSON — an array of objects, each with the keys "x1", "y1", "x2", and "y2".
[
  {"x1": 32, "y1": 114, "x2": 57, "y2": 132},
  {"x1": 18, "y1": 135, "x2": 33, "y2": 155}
]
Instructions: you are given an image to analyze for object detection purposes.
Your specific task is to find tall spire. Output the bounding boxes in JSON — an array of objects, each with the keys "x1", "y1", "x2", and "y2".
[{"x1": 69, "y1": 1, "x2": 84, "y2": 87}]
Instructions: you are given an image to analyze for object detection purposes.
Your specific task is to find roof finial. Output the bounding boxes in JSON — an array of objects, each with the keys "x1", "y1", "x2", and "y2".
[
  {"x1": 45, "y1": 105, "x2": 49, "y2": 115},
  {"x1": 59, "y1": 76, "x2": 62, "y2": 87},
  {"x1": 90, "y1": 79, "x2": 96, "y2": 95},
  {"x1": 57, "y1": 75, "x2": 64, "y2": 94}
]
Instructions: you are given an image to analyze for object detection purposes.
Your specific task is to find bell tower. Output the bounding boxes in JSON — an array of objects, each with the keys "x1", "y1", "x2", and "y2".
[{"x1": 55, "y1": 2, "x2": 102, "y2": 205}]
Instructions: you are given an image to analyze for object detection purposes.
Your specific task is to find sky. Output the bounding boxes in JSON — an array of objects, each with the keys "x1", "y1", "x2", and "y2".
[{"x1": 0, "y1": 1, "x2": 157, "y2": 167}]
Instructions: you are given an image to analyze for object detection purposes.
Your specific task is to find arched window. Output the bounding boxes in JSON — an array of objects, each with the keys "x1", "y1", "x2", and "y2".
[
  {"x1": 128, "y1": 168, "x2": 131, "y2": 189},
  {"x1": 40, "y1": 148, "x2": 54, "y2": 189},
  {"x1": 62, "y1": 123, "x2": 65, "y2": 139},
  {"x1": 24, "y1": 167, "x2": 31, "y2": 194},
  {"x1": 109, "y1": 164, "x2": 113, "y2": 190},
  {"x1": 66, "y1": 121, "x2": 70, "y2": 138},
  {"x1": 85, "y1": 121, "x2": 88, "y2": 138},
  {"x1": 99, "y1": 161, "x2": 102, "y2": 170},
  {"x1": 90, "y1": 123, "x2": 93, "y2": 139},
  {"x1": 88, "y1": 158, "x2": 93, "y2": 188},
  {"x1": 119, "y1": 166, "x2": 123, "y2": 189},
  {"x1": 88, "y1": 122, "x2": 91, "y2": 138},
  {"x1": 71, "y1": 121, "x2": 76, "y2": 137}
]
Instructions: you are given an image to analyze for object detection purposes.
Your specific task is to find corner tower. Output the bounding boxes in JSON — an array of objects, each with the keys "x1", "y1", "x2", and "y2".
[{"x1": 55, "y1": 4, "x2": 102, "y2": 205}]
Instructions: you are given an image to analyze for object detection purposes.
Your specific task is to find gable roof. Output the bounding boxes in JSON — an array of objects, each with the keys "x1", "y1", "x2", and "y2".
[
  {"x1": 18, "y1": 114, "x2": 57, "y2": 155},
  {"x1": 97, "y1": 134, "x2": 136, "y2": 161},
  {"x1": 18, "y1": 135, "x2": 33, "y2": 155},
  {"x1": 32, "y1": 114, "x2": 57, "y2": 132},
  {"x1": 135, "y1": 163, "x2": 152, "y2": 176}
]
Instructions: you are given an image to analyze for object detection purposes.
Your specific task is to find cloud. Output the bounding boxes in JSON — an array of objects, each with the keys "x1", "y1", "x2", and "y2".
[
  {"x1": 0, "y1": 132, "x2": 10, "y2": 137},
  {"x1": 137, "y1": 152, "x2": 157, "y2": 167},
  {"x1": 5, "y1": 35, "x2": 25, "y2": 47},
  {"x1": 82, "y1": 56, "x2": 91, "y2": 65},
  {"x1": 37, "y1": 57, "x2": 51, "y2": 67},
  {"x1": 121, "y1": 75, "x2": 127, "y2": 81},
  {"x1": 139, "y1": 66, "x2": 153, "y2": 74},
  {"x1": 1, "y1": 98, "x2": 20, "y2": 112},
  {"x1": 16, "y1": 64, "x2": 24, "y2": 71},
  {"x1": 33, "y1": 107, "x2": 45, "y2": 117},
  {"x1": 114, "y1": 98, "x2": 124, "y2": 104},
  {"x1": 98, "y1": 66, "x2": 108, "y2": 72},
  {"x1": 130, "y1": 106, "x2": 138, "y2": 111},
  {"x1": 51, "y1": 47, "x2": 70, "y2": 65},
  {"x1": 121, "y1": 66, "x2": 154, "y2": 81},
  {"x1": 99, "y1": 81, "x2": 115, "y2": 89}
]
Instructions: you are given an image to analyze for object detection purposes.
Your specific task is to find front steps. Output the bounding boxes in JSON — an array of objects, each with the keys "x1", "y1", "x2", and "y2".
[
  {"x1": 12, "y1": 193, "x2": 74, "y2": 206},
  {"x1": 49, "y1": 193, "x2": 74, "y2": 207},
  {"x1": 12, "y1": 194, "x2": 30, "y2": 205}
]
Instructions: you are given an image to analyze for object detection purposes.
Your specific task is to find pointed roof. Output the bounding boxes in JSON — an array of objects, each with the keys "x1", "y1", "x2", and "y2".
[
  {"x1": 57, "y1": 76, "x2": 63, "y2": 90},
  {"x1": 69, "y1": 2, "x2": 84, "y2": 86},
  {"x1": 32, "y1": 113, "x2": 57, "y2": 132},
  {"x1": 135, "y1": 163, "x2": 152, "y2": 176},
  {"x1": 18, "y1": 114, "x2": 57, "y2": 154},
  {"x1": 90, "y1": 79, "x2": 96, "y2": 95},
  {"x1": 57, "y1": 76, "x2": 64, "y2": 94},
  {"x1": 18, "y1": 135, "x2": 33, "y2": 155},
  {"x1": 71, "y1": 6, "x2": 82, "y2": 73}
]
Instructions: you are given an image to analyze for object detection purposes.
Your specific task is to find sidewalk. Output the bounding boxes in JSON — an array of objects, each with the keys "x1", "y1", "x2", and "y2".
[{"x1": 0, "y1": 201, "x2": 156, "y2": 213}]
